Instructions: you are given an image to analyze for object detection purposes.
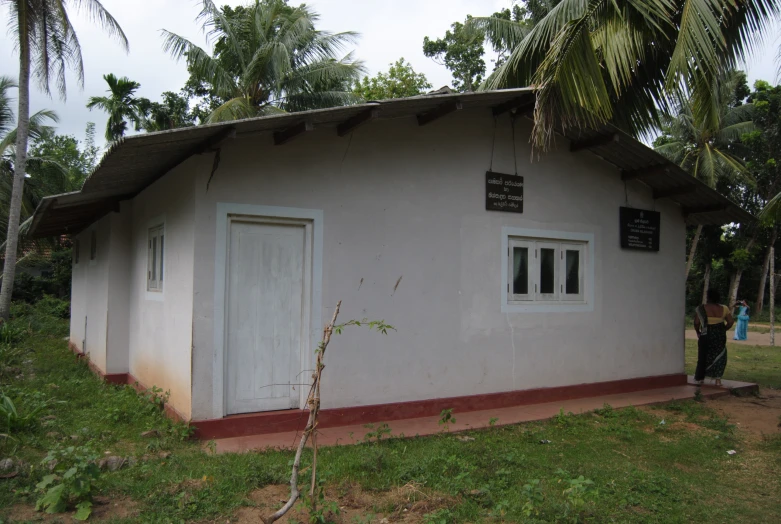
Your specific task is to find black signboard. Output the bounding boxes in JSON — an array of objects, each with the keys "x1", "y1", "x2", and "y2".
[
  {"x1": 486, "y1": 171, "x2": 523, "y2": 213},
  {"x1": 620, "y1": 207, "x2": 660, "y2": 251}
]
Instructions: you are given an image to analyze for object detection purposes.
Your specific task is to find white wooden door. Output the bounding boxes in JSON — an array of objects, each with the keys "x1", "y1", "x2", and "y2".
[{"x1": 226, "y1": 220, "x2": 307, "y2": 414}]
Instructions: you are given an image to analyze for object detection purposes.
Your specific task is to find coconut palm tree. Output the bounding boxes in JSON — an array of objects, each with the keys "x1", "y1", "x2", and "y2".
[
  {"x1": 0, "y1": 78, "x2": 66, "y2": 269},
  {"x1": 655, "y1": 71, "x2": 754, "y2": 283},
  {"x1": 161, "y1": 0, "x2": 365, "y2": 123},
  {"x1": 0, "y1": 0, "x2": 128, "y2": 320},
  {"x1": 479, "y1": 0, "x2": 780, "y2": 150},
  {"x1": 87, "y1": 74, "x2": 145, "y2": 142}
]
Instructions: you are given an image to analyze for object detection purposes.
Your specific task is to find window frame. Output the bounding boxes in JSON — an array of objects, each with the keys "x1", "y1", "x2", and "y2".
[
  {"x1": 147, "y1": 223, "x2": 165, "y2": 294},
  {"x1": 508, "y1": 239, "x2": 532, "y2": 302},
  {"x1": 501, "y1": 227, "x2": 594, "y2": 313},
  {"x1": 560, "y1": 243, "x2": 585, "y2": 302}
]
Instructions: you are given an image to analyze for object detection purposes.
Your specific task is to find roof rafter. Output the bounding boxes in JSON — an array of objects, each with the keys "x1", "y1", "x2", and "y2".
[
  {"x1": 417, "y1": 100, "x2": 462, "y2": 126},
  {"x1": 274, "y1": 121, "x2": 313, "y2": 145}
]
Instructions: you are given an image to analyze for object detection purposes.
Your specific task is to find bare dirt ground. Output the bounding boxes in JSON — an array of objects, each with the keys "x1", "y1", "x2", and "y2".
[
  {"x1": 232, "y1": 483, "x2": 454, "y2": 523},
  {"x1": 8, "y1": 496, "x2": 139, "y2": 522},
  {"x1": 709, "y1": 388, "x2": 781, "y2": 437}
]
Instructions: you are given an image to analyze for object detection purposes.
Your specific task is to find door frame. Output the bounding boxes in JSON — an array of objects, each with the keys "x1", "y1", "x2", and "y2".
[{"x1": 212, "y1": 203, "x2": 323, "y2": 419}]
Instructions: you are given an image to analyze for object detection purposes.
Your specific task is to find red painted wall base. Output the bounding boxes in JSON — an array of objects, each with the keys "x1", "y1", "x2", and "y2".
[
  {"x1": 192, "y1": 373, "x2": 688, "y2": 440},
  {"x1": 68, "y1": 341, "x2": 686, "y2": 441},
  {"x1": 69, "y1": 341, "x2": 186, "y2": 423}
]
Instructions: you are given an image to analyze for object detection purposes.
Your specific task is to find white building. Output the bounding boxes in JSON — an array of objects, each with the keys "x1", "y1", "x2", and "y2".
[{"x1": 29, "y1": 89, "x2": 750, "y2": 438}]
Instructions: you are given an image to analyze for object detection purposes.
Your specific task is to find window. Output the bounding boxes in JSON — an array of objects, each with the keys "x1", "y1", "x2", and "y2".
[
  {"x1": 73, "y1": 240, "x2": 80, "y2": 265},
  {"x1": 90, "y1": 231, "x2": 97, "y2": 261},
  {"x1": 508, "y1": 237, "x2": 586, "y2": 304},
  {"x1": 147, "y1": 224, "x2": 164, "y2": 292}
]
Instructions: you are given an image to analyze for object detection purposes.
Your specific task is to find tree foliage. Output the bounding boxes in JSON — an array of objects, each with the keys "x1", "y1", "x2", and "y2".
[
  {"x1": 423, "y1": 2, "x2": 559, "y2": 92},
  {"x1": 480, "y1": 0, "x2": 781, "y2": 150},
  {"x1": 353, "y1": 58, "x2": 431, "y2": 101},
  {"x1": 0, "y1": 0, "x2": 128, "y2": 320},
  {"x1": 162, "y1": 0, "x2": 365, "y2": 123},
  {"x1": 423, "y1": 18, "x2": 486, "y2": 92},
  {"x1": 86, "y1": 74, "x2": 146, "y2": 142},
  {"x1": 137, "y1": 91, "x2": 196, "y2": 132},
  {"x1": 653, "y1": 70, "x2": 753, "y2": 189},
  {"x1": 748, "y1": 82, "x2": 781, "y2": 222}
]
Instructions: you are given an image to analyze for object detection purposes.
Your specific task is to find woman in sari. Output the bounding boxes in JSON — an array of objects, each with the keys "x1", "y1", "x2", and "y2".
[
  {"x1": 733, "y1": 300, "x2": 750, "y2": 341},
  {"x1": 694, "y1": 289, "x2": 734, "y2": 386}
]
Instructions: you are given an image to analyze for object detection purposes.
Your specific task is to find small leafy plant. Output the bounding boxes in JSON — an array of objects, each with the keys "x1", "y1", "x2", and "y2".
[
  {"x1": 302, "y1": 476, "x2": 340, "y2": 524},
  {"x1": 0, "y1": 392, "x2": 48, "y2": 433},
  {"x1": 143, "y1": 386, "x2": 170, "y2": 412},
  {"x1": 362, "y1": 422, "x2": 392, "y2": 443},
  {"x1": 489, "y1": 417, "x2": 499, "y2": 426},
  {"x1": 0, "y1": 323, "x2": 25, "y2": 344},
  {"x1": 333, "y1": 318, "x2": 395, "y2": 335},
  {"x1": 520, "y1": 479, "x2": 544, "y2": 518},
  {"x1": 36, "y1": 445, "x2": 100, "y2": 520},
  {"x1": 556, "y1": 469, "x2": 598, "y2": 521},
  {"x1": 439, "y1": 408, "x2": 456, "y2": 432}
]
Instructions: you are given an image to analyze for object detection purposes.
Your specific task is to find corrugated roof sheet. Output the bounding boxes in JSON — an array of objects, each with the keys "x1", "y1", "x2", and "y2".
[{"x1": 28, "y1": 88, "x2": 753, "y2": 238}]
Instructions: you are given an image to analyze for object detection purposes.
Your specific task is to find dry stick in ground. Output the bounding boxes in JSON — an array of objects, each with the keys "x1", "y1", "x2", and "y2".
[{"x1": 263, "y1": 301, "x2": 341, "y2": 524}]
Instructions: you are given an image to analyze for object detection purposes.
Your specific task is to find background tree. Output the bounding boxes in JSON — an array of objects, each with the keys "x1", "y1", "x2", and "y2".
[
  {"x1": 482, "y1": 0, "x2": 781, "y2": 150},
  {"x1": 162, "y1": 0, "x2": 365, "y2": 123},
  {"x1": 87, "y1": 73, "x2": 146, "y2": 142},
  {"x1": 653, "y1": 70, "x2": 754, "y2": 285},
  {"x1": 747, "y1": 81, "x2": 781, "y2": 311},
  {"x1": 0, "y1": 0, "x2": 128, "y2": 321},
  {"x1": 423, "y1": 2, "x2": 558, "y2": 92},
  {"x1": 0, "y1": 78, "x2": 64, "y2": 248},
  {"x1": 423, "y1": 18, "x2": 486, "y2": 92},
  {"x1": 353, "y1": 58, "x2": 431, "y2": 100},
  {"x1": 137, "y1": 91, "x2": 196, "y2": 132}
]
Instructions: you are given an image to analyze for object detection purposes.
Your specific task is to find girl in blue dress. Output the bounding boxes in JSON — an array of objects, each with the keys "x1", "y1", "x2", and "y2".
[{"x1": 733, "y1": 300, "x2": 750, "y2": 341}]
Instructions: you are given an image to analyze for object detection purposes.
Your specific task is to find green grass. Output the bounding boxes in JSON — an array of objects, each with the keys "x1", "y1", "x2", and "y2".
[
  {"x1": 685, "y1": 339, "x2": 781, "y2": 388},
  {"x1": 2, "y1": 301, "x2": 781, "y2": 523}
]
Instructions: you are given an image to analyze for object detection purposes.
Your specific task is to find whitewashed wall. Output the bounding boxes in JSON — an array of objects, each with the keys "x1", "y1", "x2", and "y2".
[
  {"x1": 105, "y1": 204, "x2": 132, "y2": 374},
  {"x1": 69, "y1": 215, "x2": 110, "y2": 371},
  {"x1": 188, "y1": 110, "x2": 686, "y2": 421},
  {"x1": 126, "y1": 161, "x2": 199, "y2": 419}
]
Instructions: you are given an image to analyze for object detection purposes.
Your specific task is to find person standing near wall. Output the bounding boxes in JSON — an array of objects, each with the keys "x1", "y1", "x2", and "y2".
[
  {"x1": 733, "y1": 300, "x2": 750, "y2": 341},
  {"x1": 694, "y1": 289, "x2": 734, "y2": 387}
]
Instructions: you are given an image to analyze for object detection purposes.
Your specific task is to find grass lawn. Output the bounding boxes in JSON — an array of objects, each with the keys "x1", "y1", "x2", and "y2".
[
  {"x1": 2, "y1": 302, "x2": 781, "y2": 523},
  {"x1": 685, "y1": 340, "x2": 781, "y2": 389}
]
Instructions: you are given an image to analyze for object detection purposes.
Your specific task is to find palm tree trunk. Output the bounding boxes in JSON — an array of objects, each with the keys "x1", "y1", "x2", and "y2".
[
  {"x1": 727, "y1": 232, "x2": 758, "y2": 308},
  {"x1": 770, "y1": 247, "x2": 775, "y2": 347},
  {"x1": 0, "y1": 14, "x2": 30, "y2": 321},
  {"x1": 756, "y1": 225, "x2": 778, "y2": 313},
  {"x1": 685, "y1": 225, "x2": 702, "y2": 281},
  {"x1": 701, "y1": 262, "x2": 712, "y2": 305}
]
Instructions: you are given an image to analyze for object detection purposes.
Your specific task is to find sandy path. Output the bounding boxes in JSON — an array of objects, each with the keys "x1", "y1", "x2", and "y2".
[{"x1": 685, "y1": 328, "x2": 777, "y2": 346}]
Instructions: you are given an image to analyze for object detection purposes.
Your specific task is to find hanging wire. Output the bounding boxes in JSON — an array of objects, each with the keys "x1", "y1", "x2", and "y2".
[
  {"x1": 340, "y1": 131, "x2": 354, "y2": 172},
  {"x1": 489, "y1": 116, "x2": 497, "y2": 172},
  {"x1": 624, "y1": 180, "x2": 630, "y2": 206}
]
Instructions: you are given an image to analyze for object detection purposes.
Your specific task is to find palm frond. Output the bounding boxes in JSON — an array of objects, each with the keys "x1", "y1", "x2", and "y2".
[
  {"x1": 196, "y1": 0, "x2": 247, "y2": 71},
  {"x1": 717, "y1": 120, "x2": 756, "y2": 142},
  {"x1": 206, "y1": 97, "x2": 256, "y2": 123},
  {"x1": 759, "y1": 190, "x2": 781, "y2": 223},
  {"x1": 531, "y1": 1, "x2": 614, "y2": 145},
  {"x1": 465, "y1": 16, "x2": 530, "y2": 52},
  {"x1": 73, "y1": 0, "x2": 129, "y2": 51},
  {"x1": 160, "y1": 30, "x2": 236, "y2": 98}
]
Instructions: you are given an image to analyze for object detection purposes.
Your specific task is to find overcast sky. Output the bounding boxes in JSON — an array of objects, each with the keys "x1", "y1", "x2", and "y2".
[{"x1": 0, "y1": 0, "x2": 779, "y2": 146}]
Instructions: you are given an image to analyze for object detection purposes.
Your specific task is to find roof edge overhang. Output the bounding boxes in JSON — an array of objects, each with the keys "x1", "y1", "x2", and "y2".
[{"x1": 27, "y1": 88, "x2": 752, "y2": 238}]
